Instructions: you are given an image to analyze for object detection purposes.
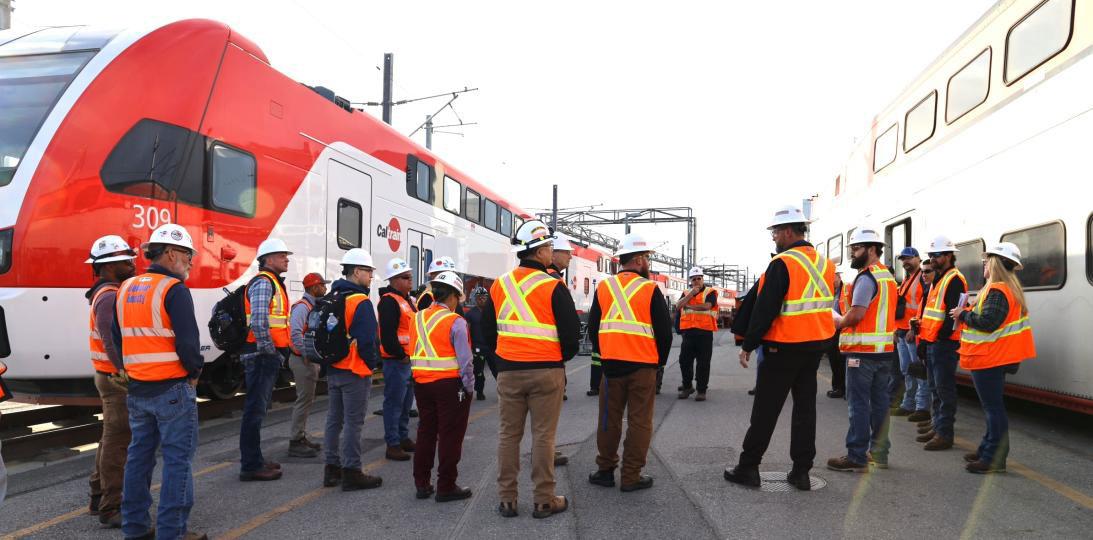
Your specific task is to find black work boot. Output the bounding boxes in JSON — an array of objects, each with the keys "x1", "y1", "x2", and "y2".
[
  {"x1": 724, "y1": 465, "x2": 760, "y2": 487},
  {"x1": 588, "y1": 469, "x2": 616, "y2": 487},
  {"x1": 323, "y1": 464, "x2": 342, "y2": 487}
]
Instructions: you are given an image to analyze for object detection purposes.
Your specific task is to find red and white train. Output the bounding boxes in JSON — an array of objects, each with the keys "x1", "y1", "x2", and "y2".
[{"x1": 0, "y1": 20, "x2": 537, "y2": 402}]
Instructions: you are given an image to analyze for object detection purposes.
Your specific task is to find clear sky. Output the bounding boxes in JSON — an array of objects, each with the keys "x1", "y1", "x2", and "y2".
[{"x1": 14, "y1": 0, "x2": 997, "y2": 282}]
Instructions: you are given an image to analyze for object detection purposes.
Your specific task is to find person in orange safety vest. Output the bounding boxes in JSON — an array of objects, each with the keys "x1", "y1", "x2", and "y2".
[{"x1": 378, "y1": 257, "x2": 418, "y2": 461}]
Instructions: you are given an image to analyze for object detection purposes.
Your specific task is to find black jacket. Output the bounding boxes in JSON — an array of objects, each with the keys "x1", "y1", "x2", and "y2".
[
  {"x1": 742, "y1": 240, "x2": 832, "y2": 353},
  {"x1": 587, "y1": 271, "x2": 674, "y2": 376}
]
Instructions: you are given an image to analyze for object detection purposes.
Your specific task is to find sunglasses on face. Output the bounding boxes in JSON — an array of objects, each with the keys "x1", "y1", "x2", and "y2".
[{"x1": 170, "y1": 248, "x2": 193, "y2": 262}]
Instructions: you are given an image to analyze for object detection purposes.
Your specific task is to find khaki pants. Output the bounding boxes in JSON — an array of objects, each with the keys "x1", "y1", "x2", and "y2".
[
  {"x1": 496, "y1": 368, "x2": 565, "y2": 505},
  {"x1": 596, "y1": 368, "x2": 656, "y2": 485},
  {"x1": 89, "y1": 372, "x2": 130, "y2": 513},
  {"x1": 288, "y1": 354, "x2": 320, "y2": 440}
]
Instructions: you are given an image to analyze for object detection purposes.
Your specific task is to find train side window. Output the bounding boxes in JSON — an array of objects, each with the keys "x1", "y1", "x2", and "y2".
[
  {"x1": 336, "y1": 198, "x2": 362, "y2": 249},
  {"x1": 464, "y1": 188, "x2": 481, "y2": 223},
  {"x1": 443, "y1": 175, "x2": 461, "y2": 215},
  {"x1": 405, "y1": 155, "x2": 433, "y2": 203},
  {"x1": 410, "y1": 246, "x2": 420, "y2": 287},
  {"x1": 500, "y1": 208, "x2": 513, "y2": 236},
  {"x1": 1005, "y1": 0, "x2": 1074, "y2": 84},
  {"x1": 872, "y1": 124, "x2": 897, "y2": 173},
  {"x1": 885, "y1": 219, "x2": 912, "y2": 282},
  {"x1": 1001, "y1": 221, "x2": 1066, "y2": 290},
  {"x1": 826, "y1": 234, "x2": 843, "y2": 265},
  {"x1": 101, "y1": 118, "x2": 204, "y2": 206},
  {"x1": 209, "y1": 143, "x2": 256, "y2": 217},
  {"x1": 584, "y1": 277, "x2": 590, "y2": 295},
  {"x1": 904, "y1": 91, "x2": 937, "y2": 153},
  {"x1": 483, "y1": 199, "x2": 499, "y2": 231},
  {"x1": 946, "y1": 48, "x2": 991, "y2": 124},
  {"x1": 956, "y1": 239, "x2": 986, "y2": 292},
  {"x1": 423, "y1": 249, "x2": 433, "y2": 274}
]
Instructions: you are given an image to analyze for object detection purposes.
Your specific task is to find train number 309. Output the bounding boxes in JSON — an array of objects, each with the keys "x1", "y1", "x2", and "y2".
[{"x1": 132, "y1": 204, "x2": 172, "y2": 230}]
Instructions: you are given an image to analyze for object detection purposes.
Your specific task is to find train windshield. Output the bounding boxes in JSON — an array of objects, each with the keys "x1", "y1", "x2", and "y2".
[{"x1": 0, "y1": 51, "x2": 96, "y2": 187}]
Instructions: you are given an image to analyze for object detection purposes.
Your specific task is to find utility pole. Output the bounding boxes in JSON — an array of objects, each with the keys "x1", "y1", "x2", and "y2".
[
  {"x1": 551, "y1": 185, "x2": 558, "y2": 231},
  {"x1": 424, "y1": 115, "x2": 433, "y2": 149},
  {"x1": 382, "y1": 53, "x2": 394, "y2": 124}
]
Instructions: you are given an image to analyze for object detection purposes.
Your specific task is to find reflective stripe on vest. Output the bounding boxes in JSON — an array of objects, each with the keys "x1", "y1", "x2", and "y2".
[
  {"x1": 680, "y1": 288, "x2": 717, "y2": 331},
  {"x1": 959, "y1": 282, "x2": 1036, "y2": 369},
  {"x1": 245, "y1": 271, "x2": 291, "y2": 348},
  {"x1": 757, "y1": 246, "x2": 836, "y2": 343},
  {"x1": 597, "y1": 273, "x2": 658, "y2": 364},
  {"x1": 411, "y1": 306, "x2": 460, "y2": 378},
  {"x1": 117, "y1": 273, "x2": 188, "y2": 381},
  {"x1": 896, "y1": 269, "x2": 923, "y2": 330},
  {"x1": 89, "y1": 284, "x2": 120, "y2": 374},
  {"x1": 919, "y1": 268, "x2": 967, "y2": 342},
  {"x1": 381, "y1": 292, "x2": 415, "y2": 357},
  {"x1": 839, "y1": 264, "x2": 898, "y2": 353},
  {"x1": 491, "y1": 267, "x2": 563, "y2": 362}
]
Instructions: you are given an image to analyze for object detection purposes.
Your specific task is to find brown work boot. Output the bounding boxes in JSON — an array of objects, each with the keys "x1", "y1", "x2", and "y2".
[
  {"x1": 400, "y1": 438, "x2": 416, "y2": 452},
  {"x1": 289, "y1": 438, "x2": 319, "y2": 458},
  {"x1": 826, "y1": 456, "x2": 867, "y2": 473},
  {"x1": 907, "y1": 410, "x2": 930, "y2": 422},
  {"x1": 323, "y1": 464, "x2": 342, "y2": 487},
  {"x1": 678, "y1": 388, "x2": 695, "y2": 399},
  {"x1": 916, "y1": 420, "x2": 932, "y2": 429},
  {"x1": 554, "y1": 451, "x2": 569, "y2": 466},
  {"x1": 532, "y1": 495, "x2": 569, "y2": 519},
  {"x1": 386, "y1": 445, "x2": 411, "y2": 461},
  {"x1": 923, "y1": 437, "x2": 953, "y2": 451},
  {"x1": 915, "y1": 430, "x2": 936, "y2": 443},
  {"x1": 263, "y1": 460, "x2": 282, "y2": 470},
  {"x1": 963, "y1": 452, "x2": 980, "y2": 463},
  {"x1": 890, "y1": 407, "x2": 913, "y2": 417},
  {"x1": 966, "y1": 460, "x2": 1006, "y2": 474},
  {"x1": 98, "y1": 508, "x2": 122, "y2": 528},
  {"x1": 342, "y1": 468, "x2": 383, "y2": 491},
  {"x1": 917, "y1": 425, "x2": 933, "y2": 435},
  {"x1": 240, "y1": 467, "x2": 283, "y2": 481},
  {"x1": 694, "y1": 392, "x2": 707, "y2": 402},
  {"x1": 89, "y1": 493, "x2": 102, "y2": 516}
]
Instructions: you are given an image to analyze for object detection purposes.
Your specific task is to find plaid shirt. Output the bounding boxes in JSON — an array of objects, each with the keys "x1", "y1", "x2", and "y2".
[
  {"x1": 960, "y1": 288, "x2": 1009, "y2": 333},
  {"x1": 244, "y1": 276, "x2": 278, "y2": 358}
]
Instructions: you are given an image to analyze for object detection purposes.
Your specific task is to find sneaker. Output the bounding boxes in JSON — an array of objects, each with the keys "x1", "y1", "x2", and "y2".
[
  {"x1": 723, "y1": 465, "x2": 760, "y2": 487},
  {"x1": 400, "y1": 438, "x2": 416, "y2": 452},
  {"x1": 866, "y1": 452, "x2": 888, "y2": 469},
  {"x1": 289, "y1": 438, "x2": 319, "y2": 458},
  {"x1": 923, "y1": 437, "x2": 953, "y2": 451},
  {"x1": 588, "y1": 469, "x2": 616, "y2": 487},
  {"x1": 323, "y1": 464, "x2": 342, "y2": 487},
  {"x1": 532, "y1": 495, "x2": 568, "y2": 519},
  {"x1": 553, "y1": 451, "x2": 568, "y2": 466},
  {"x1": 915, "y1": 430, "x2": 936, "y2": 443},
  {"x1": 890, "y1": 408, "x2": 913, "y2": 417},
  {"x1": 826, "y1": 456, "x2": 867, "y2": 472},
  {"x1": 342, "y1": 468, "x2": 382, "y2": 491},
  {"x1": 436, "y1": 486, "x2": 473, "y2": 502},
  {"x1": 678, "y1": 388, "x2": 695, "y2": 399},
  {"x1": 694, "y1": 392, "x2": 707, "y2": 402},
  {"x1": 966, "y1": 460, "x2": 1006, "y2": 474},
  {"x1": 386, "y1": 446, "x2": 411, "y2": 461},
  {"x1": 963, "y1": 452, "x2": 980, "y2": 463},
  {"x1": 786, "y1": 470, "x2": 811, "y2": 491},
  {"x1": 907, "y1": 410, "x2": 931, "y2": 422},
  {"x1": 586, "y1": 389, "x2": 599, "y2": 396},
  {"x1": 240, "y1": 468, "x2": 283, "y2": 481},
  {"x1": 620, "y1": 475, "x2": 653, "y2": 492}
]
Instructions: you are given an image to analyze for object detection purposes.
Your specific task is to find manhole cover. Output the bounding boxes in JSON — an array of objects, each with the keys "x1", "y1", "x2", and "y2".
[{"x1": 758, "y1": 471, "x2": 827, "y2": 492}]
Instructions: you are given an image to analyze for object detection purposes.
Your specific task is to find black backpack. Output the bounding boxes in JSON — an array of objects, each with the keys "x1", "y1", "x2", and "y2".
[
  {"x1": 208, "y1": 275, "x2": 266, "y2": 353},
  {"x1": 304, "y1": 290, "x2": 354, "y2": 366}
]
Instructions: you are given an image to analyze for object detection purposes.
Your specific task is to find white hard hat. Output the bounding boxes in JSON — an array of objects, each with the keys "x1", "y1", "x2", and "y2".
[
  {"x1": 766, "y1": 205, "x2": 810, "y2": 230},
  {"x1": 687, "y1": 266, "x2": 704, "y2": 279},
  {"x1": 927, "y1": 235, "x2": 959, "y2": 254},
  {"x1": 430, "y1": 270, "x2": 464, "y2": 297},
  {"x1": 256, "y1": 238, "x2": 292, "y2": 258},
  {"x1": 848, "y1": 226, "x2": 884, "y2": 246},
  {"x1": 144, "y1": 224, "x2": 195, "y2": 254},
  {"x1": 512, "y1": 219, "x2": 555, "y2": 252},
  {"x1": 985, "y1": 242, "x2": 1022, "y2": 268},
  {"x1": 85, "y1": 235, "x2": 137, "y2": 264},
  {"x1": 384, "y1": 257, "x2": 412, "y2": 280},
  {"x1": 428, "y1": 256, "x2": 458, "y2": 275},
  {"x1": 341, "y1": 248, "x2": 374, "y2": 268},
  {"x1": 552, "y1": 232, "x2": 574, "y2": 252},
  {"x1": 616, "y1": 233, "x2": 652, "y2": 257}
]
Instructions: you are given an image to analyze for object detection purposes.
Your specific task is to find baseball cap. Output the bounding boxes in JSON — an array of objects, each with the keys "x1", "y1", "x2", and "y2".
[
  {"x1": 897, "y1": 247, "x2": 920, "y2": 260},
  {"x1": 302, "y1": 272, "x2": 330, "y2": 288}
]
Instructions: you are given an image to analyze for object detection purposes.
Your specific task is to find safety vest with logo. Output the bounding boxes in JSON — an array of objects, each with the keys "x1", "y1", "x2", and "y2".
[
  {"x1": 89, "y1": 284, "x2": 120, "y2": 374},
  {"x1": 410, "y1": 305, "x2": 462, "y2": 384},
  {"x1": 839, "y1": 264, "x2": 898, "y2": 354},
  {"x1": 680, "y1": 288, "x2": 718, "y2": 332},
  {"x1": 596, "y1": 272, "x2": 658, "y2": 364},
  {"x1": 959, "y1": 283, "x2": 1036, "y2": 369},
  {"x1": 288, "y1": 297, "x2": 314, "y2": 356},
  {"x1": 244, "y1": 271, "x2": 291, "y2": 348},
  {"x1": 490, "y1": 266, "x2": 563, "y2": 362},
  {"x1": 117, "y1": 273, "x2": 189, "y2": 382},
  {"x1": 896, "y1": 269, "x2": 924, "y2": 331},
  {"x1": 380, "y1": 292, "x2": 415, "y2": 358},
  {"x1": 919, "y1": 267, "x2": 967, "y2": 343},
  {"x1": 0, "y1": 361, "x2": 12, "y2": 402},
  {"x1": 757, "y1": 246, "x2": 836, "y2": 343},
  {"x1": 330, "y1": 293, "x2": 374, "y2": 377}
]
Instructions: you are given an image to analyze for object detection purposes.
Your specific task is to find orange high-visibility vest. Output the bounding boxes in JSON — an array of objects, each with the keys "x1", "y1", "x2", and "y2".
[
  {"x1": 837, "y1": 282, "x2": 851, "y2": 315},
  {"x1": 245, "y1": 271, "x2": 291, "y2": 348},
  {"x1": 89, "y1": 284, "x2": 120, "y2": 374},
  {"x1": 547, "y1": 266, "x2": 563, "y2": 279},
  {"x1": 117, "y1": 273, "x2": 189, "y2": 382},
  {"x1": 288, "y1": 297, "x2": 314, "y2": 356},
  {"x1": 757, "y1": 246, "x2": 836, "y2": 343},
  {"x1": 490, "y1": 266, "x2": 563, "y2": 362},
  {"x1": 410, "y1": 305, "x2": 462, "y2": 384},
  {"x1": 596, "y1": 272, "x2": 658, "y2": 363},
  {"x1": 896, "y1": 269, "x2": 924, "y2": 331},
  {"x1": 680, "y1": 288, "x2": 718, "y2": 332},
  {"x1": 380, "y1": 292, "x2": 415, "y2": 358},
  {"x1": 839, "y1": 263, "x2": 898, "y2": 354},
  {"x1": 959, "y1": 282, "x2": 1036, "y2": 369},
  {"x1": 0, "y1": 360, "x2": 12, "y2": 403},
  {"x1": 330, "y1": 293, "x2": 374, "y2": 377},
  {"x1": 919, "y1": 267, "x2": 967, "y2": 343}
]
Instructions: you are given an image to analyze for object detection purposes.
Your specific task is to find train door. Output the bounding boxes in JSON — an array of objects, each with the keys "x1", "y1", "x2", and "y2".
[
  {"x1": 326, "y1": 160, "x2": 372, "y2": 276},
  {"x1": 405, "y1": 229, "x2": 435, "y2": 289}
]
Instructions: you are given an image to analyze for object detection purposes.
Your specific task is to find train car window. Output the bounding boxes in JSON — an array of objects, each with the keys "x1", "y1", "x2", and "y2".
[
  {"x1": 872, "y1": 124, "x2": 897, "y2": 173},
  {"x1": 405, "y1": 155, "x2": 433, "y2": 203},
  {"x1": 443, "y1": 175, "x2": 461, "y2": 215},
  {"x1": 1086, "y1": 214, "x2": 1093, "y2": 285},
  {"x1": 584, "y1": 277, "x2": 590, "y2": 295},
  {"x1": 514, "y1": 216, "x2": 525, "y2": 232},
  {"x1": 500, "y1": 208, "x2": 513, "y2": 236},
  {"x1": 209, "y1": 143, "x2": 256, "y2": 217},
  {"x1": 336, "y1": 198, "x2": 362, "y2": 249},
  {"x1": 885, "y1": 219, "x2": 912, "y2": 282},
  {"x1": 946, "y1": 48, "x2": 991, "y2": 124},
  {"x1": 904, "y1": 91, "x2": 937, "y2": 153},
  {"x1": 1001, "y1": 221, "x2": 1066, "y2": 290},
  {"x1": 1005, "y1": 0, "x2": 1074, "y2": 84},
  {"x1": 483, "y1": 199, "x2": 499, "y2": 231},
  {"x1": 827, "y1": 234, "x2": 843, "y2": 265},
  {"x1": 410, "y1": 246, "x2": 421, "y2": 287},
  {"x1": 423, "y1": 249, "x2": 433, "y2": 273},
  {"x1": 956, "y1": 239, "x2": 986, "y2": 292},
  {"x1": 464, "y1": 188, "x2": 481, "y2": 223},
  {"x1": 101, "y1": 118, "x2": 205, "y2": 206}
]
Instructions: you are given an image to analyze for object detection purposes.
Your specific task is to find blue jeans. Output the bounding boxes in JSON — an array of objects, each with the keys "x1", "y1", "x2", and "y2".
[
  {"x1": 382, "y1": 359, "x2": 415, "y2": 447},
  {"x1": 896, "y1": 332, "x2": 930, "y2": 411},
  {"x1": 928, "y1": 340, "x2": 960, "y2": 440},
  {"x1": 971, "y1": 366, "x2": 1009, "y2": 466},
  {"x1": 122, "y1": 381, "x2": 198, "y2": 540},
  {"x1": 240, "y1": 353, "x2": 281, "y2": 472},
  {"x1": 844, "y1": 355, "x2": 892, "y2": 463},
  {"x1": 325, "y1": 370, "x2": 371, "y2": 469}
]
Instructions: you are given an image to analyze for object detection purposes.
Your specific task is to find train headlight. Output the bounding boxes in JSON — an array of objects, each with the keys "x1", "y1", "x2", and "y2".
[{"x1": 0, "y1": 228, "x2": 12, "y2": 274}]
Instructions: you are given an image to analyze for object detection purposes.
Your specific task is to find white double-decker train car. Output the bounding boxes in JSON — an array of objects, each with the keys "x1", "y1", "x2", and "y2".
[{"x1": 810, "y1": 0, "x2": 1093, "y2": 413}]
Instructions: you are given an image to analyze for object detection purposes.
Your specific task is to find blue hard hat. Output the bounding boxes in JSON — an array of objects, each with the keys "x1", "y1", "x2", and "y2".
[{"x1": 897, "y1": 246, "x2": 921, "y2": 259}]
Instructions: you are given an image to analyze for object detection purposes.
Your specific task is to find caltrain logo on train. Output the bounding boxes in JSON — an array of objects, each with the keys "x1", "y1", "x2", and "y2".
[{"x1": 377, "y1": 218, "x2": 402, "y2": 252}]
